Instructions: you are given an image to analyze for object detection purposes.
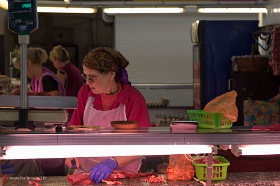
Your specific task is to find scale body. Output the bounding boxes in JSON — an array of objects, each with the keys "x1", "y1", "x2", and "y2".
[{"x1": 8, "y1": 0, "x2": 38, "y2": 128}]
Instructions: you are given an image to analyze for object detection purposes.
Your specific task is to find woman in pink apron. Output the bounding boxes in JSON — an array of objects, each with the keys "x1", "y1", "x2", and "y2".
[
  {"x1": 66, "y1": 47, "x2": 151, "y2": 184},
  {"x1": 14, "y1": 47, "x2": 66, "y2": 96}
]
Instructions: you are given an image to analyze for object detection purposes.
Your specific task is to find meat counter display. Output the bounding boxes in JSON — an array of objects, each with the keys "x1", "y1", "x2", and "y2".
[
  {"x1": 1, "y1": 126, "x2": 280, "y2": 186},
  {"x1": 2, "y1": 172, "x2": 280, "y2": 186}
]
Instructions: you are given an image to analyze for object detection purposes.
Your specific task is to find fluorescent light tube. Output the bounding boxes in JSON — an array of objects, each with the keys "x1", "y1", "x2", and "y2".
[
  {"x1": 37, "y1": 7, "x2": 97, "y2": 13},
  {"x1": 64, "y1": 0, "x2": 71, "y2": 5},
  {"x1": 1, "y1": 0, "x2": 95, "y2": 13},
  {"x1": 1, "y1": 145, "x2": 212, "y2": 159},
  {"x1": 103, "y1": 7, "x2": 184, "y2": 14},
  {"x1": 198, "y1": 8, "x2": 267, "y2": 14},
  {"x1": 231, "y1": 145, "x2": 280, "y2": 157},
  {"x1": 0, "y1": 0, "x2": 8, "y2": 10}
]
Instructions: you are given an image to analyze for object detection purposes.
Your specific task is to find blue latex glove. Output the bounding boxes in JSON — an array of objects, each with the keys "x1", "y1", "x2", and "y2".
[
  {"x1": 71, "y1": 159, "x2": 77, "y2": 169},
  {"x1": 89, "y1": 158, "x2": 118, "y2": 184},
  {"x1": 1, "y1": 164, "x2": 16, "y2": 174}
]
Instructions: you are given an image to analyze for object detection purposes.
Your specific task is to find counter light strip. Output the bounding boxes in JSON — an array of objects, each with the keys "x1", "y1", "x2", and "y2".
[
  {"x1": 1, "y1": 145, "x2": 212, "y2": 159},
  {"x1": 231, "y1": 144, "x2": 280, "y2": 157}
]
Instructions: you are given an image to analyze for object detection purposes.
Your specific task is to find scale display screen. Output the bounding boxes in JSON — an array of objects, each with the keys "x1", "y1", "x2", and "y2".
[{"x1": 8, "y1": 0, "x2": 38, "y2": 35}]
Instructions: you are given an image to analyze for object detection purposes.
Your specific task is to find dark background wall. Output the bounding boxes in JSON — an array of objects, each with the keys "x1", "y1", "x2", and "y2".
[
  {"x1": 0, "y1": 35, "x2": 4, "y2": 75},
  {"x1": 3, "y1": 9, "x2": 114, "y2": 74}
]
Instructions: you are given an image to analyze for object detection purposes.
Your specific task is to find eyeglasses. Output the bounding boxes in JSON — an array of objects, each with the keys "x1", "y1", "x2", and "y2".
[{"x1": 81, "y1": 74, "x2": 98, "y2": 83}]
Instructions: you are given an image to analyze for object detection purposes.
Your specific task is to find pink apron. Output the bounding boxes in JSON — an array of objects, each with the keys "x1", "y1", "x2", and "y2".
[
  {"x1": 78, "y1": 97, "x2": 142, "y2": 173},
  {"x1": 31, "y1": 67, "x2": 66, "y2": 96}
]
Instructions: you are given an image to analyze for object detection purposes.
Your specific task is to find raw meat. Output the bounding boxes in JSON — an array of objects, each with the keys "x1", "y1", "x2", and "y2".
[
  {"x1": 141, "y1": 175, "x2": 166, "y2": 183},
  {"x1": 67, "y1": 171, "x2": 157, "y2": 185},
  {"x1": 166, "y1": 154, "x2": 195, "y2": 181}
]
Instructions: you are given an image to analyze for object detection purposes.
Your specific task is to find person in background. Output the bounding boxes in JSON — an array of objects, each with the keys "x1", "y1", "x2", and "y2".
[
  {"x1": 49, "y1": 45, "x2": 84, "y2": 125},
  {"x1": 49, "y1": 45, "x2": 84, "y2": 97},
  {"x1": 65, "y1": 47, "x2": 151, "y2": 184},
  {"x1": 13, "y1": 47, "x2": 66, "y2": 96},
  {"x1": 12, "y1": 47, "x2": 66, "y2": 176}
]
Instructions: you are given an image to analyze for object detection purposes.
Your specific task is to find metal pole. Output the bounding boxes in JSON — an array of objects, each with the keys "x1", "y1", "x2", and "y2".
[
  {"x1": 206, "y1": 153, "x2": 213, "y2": 186},
  {"x1": 18, "y1": 35, "x2": 29, "y2": 128},
  {"x1": 9, "y1": 52, "x2": 13, "y2": 78}
]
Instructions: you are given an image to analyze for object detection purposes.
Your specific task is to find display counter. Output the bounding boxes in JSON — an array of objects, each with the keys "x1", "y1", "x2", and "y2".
[
  {"x1": 1, "y1": 126, "x2": 280, "y2": 186},
  {"x1": 0, "y1": 126, "x2": 279, "y2": 146},
  {"x1": 1, "y1": 172, "x2": 280, "y2": 186}
]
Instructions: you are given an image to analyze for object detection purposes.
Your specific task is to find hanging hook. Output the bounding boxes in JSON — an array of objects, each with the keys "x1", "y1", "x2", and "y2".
[{"x1": 252, "y1": 30, "x2": 272, "y2": 51}]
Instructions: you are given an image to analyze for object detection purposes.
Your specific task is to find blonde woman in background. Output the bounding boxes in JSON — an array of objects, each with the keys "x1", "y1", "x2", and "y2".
[
  {"x1": 49, "y1": 45, "x2": 84, "y2": 126},
  {"x1": 49, "y1": 45, "x2": 84, "y2": 97},
  {"x1": 14, "y1": 47, "x2": 66, "y2": 96}
]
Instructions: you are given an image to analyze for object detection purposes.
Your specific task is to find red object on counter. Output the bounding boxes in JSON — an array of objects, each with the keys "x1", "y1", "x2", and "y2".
[
  {"x1": 67, "y1": 172, "x2": 92, "y2": 185},
  {"x1": 67, "y1": 171, "x2": 157, "y2": 185},
  {"x1": 28, "y1": 181, "x2": 42, "y2": 186},
  {"x1": 252, "y1": 123, "x2": 280, "y2": 131},
  {"x1": 141, "y1": 175, "x2": 167, "y2": 183}
]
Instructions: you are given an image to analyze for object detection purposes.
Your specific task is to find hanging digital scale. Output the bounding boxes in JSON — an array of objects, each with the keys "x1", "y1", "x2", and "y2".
[{"x1": 8, "y1": 0, "x2": 38, "y2": 129}]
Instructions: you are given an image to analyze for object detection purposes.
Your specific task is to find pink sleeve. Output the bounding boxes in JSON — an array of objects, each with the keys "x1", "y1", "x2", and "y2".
[
  {"x1": 68, "y1": 85, "x2": 90, "y2": 126},
  {"x1": 126, "y1": 87, "x2": 151, "y2": 127}
]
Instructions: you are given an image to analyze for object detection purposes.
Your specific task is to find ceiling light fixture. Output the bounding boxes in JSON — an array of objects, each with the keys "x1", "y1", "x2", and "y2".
[
  {"x1": 64, "y1": 0, "x2": 71, "y2": 5},
  {"x1": 37, "y1": 7, "x2": 97, "y2": 13},
  {"x1": 0, "y1": 0, "x2": 8, "y2": 10},
  {"x1": 103, "y1": 7, "x2": 184, "y2": 14},
  {"x1": 198, "y1": 8, "x2": 267, "y2": 13}
]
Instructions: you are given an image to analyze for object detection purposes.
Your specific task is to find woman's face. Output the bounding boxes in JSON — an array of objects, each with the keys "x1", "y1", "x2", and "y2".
[
  {"x1": 27, "y1": 66, "x2": 33, "y2": 79},
  {"x1": 26, "y1": 60, "x2": 34, "y2": 79},
  {"x1": 82, "y1": 66, "x2": 115, "y2": 94},
  {"x1": 51, "y1": 59, "x2": 60, "y2": 70},
  {"x1": 15, "y1": 58, "x2": 40, "y2": 79}
]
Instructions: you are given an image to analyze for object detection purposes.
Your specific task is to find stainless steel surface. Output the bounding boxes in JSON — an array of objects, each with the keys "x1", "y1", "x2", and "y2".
[
  {"x1": 0, "y1": 127, "x2": 279, "y2": 186},
  {"x1": 18, "y1": 36, "x2": 28, "y2": 110},
  {"x1": 0, "y1": 95, "x2": 77, "y2": 109},
  {"x1": 9, "y1": 52, "x2": 13, "y2": 78},
  {"x1": 206, "y1": 153, "x2": 213, "y2": 186},
  {"x1": 0, "y1": 127, "x2": 279, "y2": 146},
  {"x1": 0, "y1": 109, "x2": 68, "y2": 122}
]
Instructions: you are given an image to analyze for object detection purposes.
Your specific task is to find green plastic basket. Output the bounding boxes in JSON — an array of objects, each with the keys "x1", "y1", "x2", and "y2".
[
  {"x1": 187, "y1": 110, "x2": 233, "y2": 129},
  {"x1": 192, "y1": 156, "x2": 230, "y2": 181}
]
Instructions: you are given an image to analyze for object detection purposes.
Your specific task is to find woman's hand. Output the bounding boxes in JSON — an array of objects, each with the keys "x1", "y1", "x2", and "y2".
[
  {"x1": 65, "y1": 157, "x2": 81, "y2": 169},
  {"x1": 90, "y1": 158, "x2": 118, "y2": 184}
]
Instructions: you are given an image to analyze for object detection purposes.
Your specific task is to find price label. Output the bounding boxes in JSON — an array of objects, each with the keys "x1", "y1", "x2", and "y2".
[{"x1": 8, "y1": 0, "x2": 38, "y2": 35}]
